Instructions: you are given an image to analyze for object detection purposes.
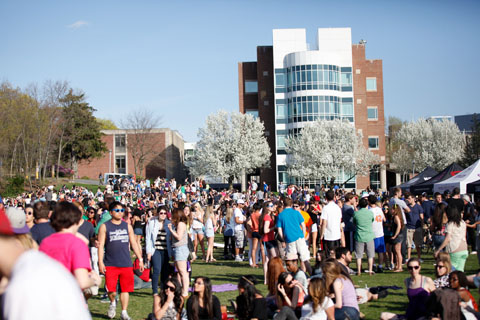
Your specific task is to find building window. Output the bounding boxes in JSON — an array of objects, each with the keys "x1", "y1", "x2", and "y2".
[
  {"x1": 368, "y1": 137, "x2": 379, "y2": 149},
  {"x1": 115, "y1": 134, "x2": 126, "y2": 153},
  {"x1": 263, "y1": 71, "x2": 268, "y2": 76},
  {"x1": 366, "y1": 77, "x2": 377, "y2": 91},
  {"x1": 115, "y1": 155, "x2": 126, "y2": 174},
  {"x1": 367, "y1": 107, "x2": 378, "y2": 120},
  {"x1": 264, "y1": 100, "x2": 269, "y2": 106},
  {"x1": 370, "y1": 165, "x2": 380, "y2": 190},
  {"x1": 276, "y1": 104, "x2": 287, "y2": 119},
  {"x1": 245, "y1": 80, "x2": 258, "y2": 93},
  {"x1": 357, "y1": 99, "x2": 362, "y2": 105},
  {"x1": 277, "y1": 136, "x2": 286, "y2": 148}
]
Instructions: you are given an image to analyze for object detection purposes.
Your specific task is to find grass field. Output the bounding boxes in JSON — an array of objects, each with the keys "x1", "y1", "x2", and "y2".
[{"x1": 87, "y1": 237, "x2": 480, "y2": 320}]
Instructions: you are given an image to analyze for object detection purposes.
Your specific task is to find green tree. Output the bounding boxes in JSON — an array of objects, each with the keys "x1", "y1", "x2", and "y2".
[
  {"x1": 461, "y1": 114, "x2": 480, "y2": 167},
  {"x1": 59, "y1": 90, "x2": 107, "y2": 178},
  {"x1": 96, "y1": 118, "x2": 118, "y2": 130}
]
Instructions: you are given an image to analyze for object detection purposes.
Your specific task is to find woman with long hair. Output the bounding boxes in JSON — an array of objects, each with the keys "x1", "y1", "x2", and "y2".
[
  {"x1": 168, "y1": 208, "x2": 190, "y2": 298},
  {"x1": 186, "y1": 276, "x2": 221, "y2": 320},
  {"x1": 259, "y1": 201, "x2": 278, "y2": 283},
  {"x1": 435, "y1": 206, "x2": 469, "y2": 271},
  {"x1": 301, "y1": 277, "x2": 334, "y2": 320},
  {"x1": 390, "y1": 204, "x2": 405, "y2": 272},
  {"x1": 382, "y1": 204, "x2": 394, "y2": 270},
  {"x1": 191, "y1": 203, "x2": 206, "y2": 261},
  {"x1": 204, "y1": 205, "x2": 216, "y2": 263},
  {"x1": 222, "y1": 204, "x2": 235, "y2": 260},
  {"x1": 275, "y1": 272, "x2": 305, "y2": 319},
  {"x1": 266, "y1": 257, "x2": 286, "y2": 297},
  {"x1": 322, "y1": 260, "x2": 359, "y2": 320},
  {"x1": 235, "y1": 275, "x2": 267, "y2": 320},
  {"x1": 153, "y1": 278, "x2": 184, "y2": 320},
  {"x1": 430, "y1": 203, "x2": 448, "y2": 251},
  {"x1": 146, "y1": 206, "x2": 173, "y2": 296}
]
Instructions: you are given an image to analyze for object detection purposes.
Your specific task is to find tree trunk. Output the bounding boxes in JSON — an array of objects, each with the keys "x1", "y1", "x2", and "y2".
[
  {"x1": 228, "y1": 175, "x2": 234, "y2": 190},
  {"x1": 72, "y1": 153, "x2": 78, "y2": 179},
  {"x1": 56, "y1": 133, "x2": 63, "y2": 180}
]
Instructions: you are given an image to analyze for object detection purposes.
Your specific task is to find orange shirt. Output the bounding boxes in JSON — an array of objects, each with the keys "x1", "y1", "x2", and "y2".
[{"x1": 300, "y1": 210, "x2": 313, "y2": 238}]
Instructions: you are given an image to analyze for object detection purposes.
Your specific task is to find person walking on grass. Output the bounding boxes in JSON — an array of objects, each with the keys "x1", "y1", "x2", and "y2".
[{"x1": 98, "y1": 201, "x2": 144, "y2": 320}]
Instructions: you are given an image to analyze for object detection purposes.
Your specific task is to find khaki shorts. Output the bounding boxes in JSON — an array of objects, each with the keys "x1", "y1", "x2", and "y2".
[
  {"x1": 285, "y1": 238, "x2": 310, "y2": 262},
  {"x1": 407, "y1": 228, "x2": 423, "y2": 248}
]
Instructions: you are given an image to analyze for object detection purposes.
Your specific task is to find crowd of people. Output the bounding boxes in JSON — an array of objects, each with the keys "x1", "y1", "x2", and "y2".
[{"x1": 1, "y1": 176, "x2": 480, "y2": 320}]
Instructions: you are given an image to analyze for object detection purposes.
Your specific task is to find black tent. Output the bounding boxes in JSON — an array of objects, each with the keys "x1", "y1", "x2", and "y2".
[
  {"x1": 410, "y1": 163, "x2": 464, "y2": 195},
  {"x1": 391, "y1": 167, "x2": 438, "y2": 193},
  {"x1": 467, "y1": 179, "x2": 480, "y2": 193}
]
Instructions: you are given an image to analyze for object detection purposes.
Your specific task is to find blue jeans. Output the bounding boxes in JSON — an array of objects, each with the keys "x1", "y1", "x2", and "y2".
[
  {"x1": 151, "y1": 250, "x2": 169, "y2": 294},
  {"x1": 334, "y1": 306, "x2": 360, "y2": 320},
  {"x1": 432, "y1": 234, "x2": 445, "y2": 251}
]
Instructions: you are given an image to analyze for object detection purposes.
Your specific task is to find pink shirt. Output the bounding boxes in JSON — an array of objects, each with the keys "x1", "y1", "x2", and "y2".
[{"x1": 39, "y1": 233, "x2": 91, "y2": 274}]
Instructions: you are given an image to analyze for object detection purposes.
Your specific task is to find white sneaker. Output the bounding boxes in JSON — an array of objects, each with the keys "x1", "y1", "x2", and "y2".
[
  {"x1": 107, "y1": 303, "x2": 116, "y2": 319},
  {"x1": 235, "y1": 255, "x2": 242, "y2": 262},
  {"x1": 120, "y1": 311, "x2": 132, "y2": 320},
  {"x1": 472, "y1": 251, "x2": 477, "y2": 255}
]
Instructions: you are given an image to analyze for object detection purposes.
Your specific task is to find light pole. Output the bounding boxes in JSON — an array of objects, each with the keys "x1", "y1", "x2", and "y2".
[{"x1": 412, "y1": 159, "x2": 415, "y2": 178}]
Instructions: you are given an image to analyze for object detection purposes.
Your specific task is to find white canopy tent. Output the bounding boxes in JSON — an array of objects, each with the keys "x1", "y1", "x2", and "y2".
[{"x1": 434, "y1": 159, "x2": 480, "y2": 194}]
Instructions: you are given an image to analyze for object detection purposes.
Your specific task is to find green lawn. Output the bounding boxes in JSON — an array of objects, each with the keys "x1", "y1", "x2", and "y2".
[{"x1": 87, "y1": 239, "x2": 480, "y2": 320}]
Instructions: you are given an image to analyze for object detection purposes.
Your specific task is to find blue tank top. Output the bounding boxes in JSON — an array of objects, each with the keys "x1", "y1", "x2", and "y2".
[{"x1": 104, "y1": 220, "x2": 132, "y2": 267}]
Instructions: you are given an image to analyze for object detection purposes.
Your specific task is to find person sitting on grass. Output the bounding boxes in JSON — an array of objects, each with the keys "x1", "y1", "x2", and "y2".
[
  {"x1": 152, "y1": 278, "x2": 183, "y2": 320},
  {"x1": 235, "y1": 275, "x2": 267, "y2": 320},
  {"x1": 322, "y1": 260, "x2": 359, "y2": 320},
  {"x1": 300, "y1": 277, "x2": 335, "y2": 320},
  {"x1": 449, "y1": 270, "x2": 479, "y2": 319},
  {"x1": 187, "y1": 276, "x2": 221, "y2": 320},
  {"x1": 380, "y1": 258, "x2": 435, "y2": 320},
  {"x1": 434, "y1": 252, "x2": 452, "y2": 289},
  {"x1": 285, "y1": 254, "x2": 307, "y2": 294},
  {"x1": 266, "y1": 257, "x2": 286, "y2": 317},
  {"x1": 274, "y1": 272, "x2": 305, "y2": 320}
]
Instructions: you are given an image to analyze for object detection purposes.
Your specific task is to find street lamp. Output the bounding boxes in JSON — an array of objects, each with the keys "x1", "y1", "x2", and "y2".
[{"x1": 412, "y1": 160, "x2": 415, "y2": 178}]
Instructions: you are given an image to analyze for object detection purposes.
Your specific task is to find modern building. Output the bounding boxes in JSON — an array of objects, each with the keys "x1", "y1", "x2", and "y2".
[
  {"x1": 239, "y1": 28, "x2": 386, "y2": 191},
  {"x1": 77, "y1": 128, "x2": 186, "y2": 181}
]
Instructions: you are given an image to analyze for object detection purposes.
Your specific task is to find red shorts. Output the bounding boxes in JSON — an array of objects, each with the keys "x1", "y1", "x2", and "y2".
[{"x1": 105, "y1": 266, "x2": 134, "y2": 293}]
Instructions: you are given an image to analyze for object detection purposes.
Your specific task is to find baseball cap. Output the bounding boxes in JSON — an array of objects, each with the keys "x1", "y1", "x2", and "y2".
[
  {"x1": 6, "y1": 207, "x2": 30, "y2": 234},
  {"x1": 0, "y1": 207, "x2": 14, "y2": 236},
  {"x1": 237, "y1": 199, "x2": 245, "y2": 204}
]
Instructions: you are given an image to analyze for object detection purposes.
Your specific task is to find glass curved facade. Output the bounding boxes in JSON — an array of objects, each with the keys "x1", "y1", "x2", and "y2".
[{"x1": 275, "y1": 65, "x2": 353, "y2": 93}]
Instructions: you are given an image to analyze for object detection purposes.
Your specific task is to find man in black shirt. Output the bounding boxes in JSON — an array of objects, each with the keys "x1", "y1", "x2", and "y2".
[{"x1": 30, "y1": 201, "x2": 55, "y2": 245}]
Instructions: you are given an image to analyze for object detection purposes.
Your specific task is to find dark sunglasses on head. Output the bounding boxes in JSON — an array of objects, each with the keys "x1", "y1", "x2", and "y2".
[
  {"x1": 407, "y1": 265, "x2": 420, "y2": 270},
  {"x1": 112, "y1": 208, "x2": 125, "y2": 213}
]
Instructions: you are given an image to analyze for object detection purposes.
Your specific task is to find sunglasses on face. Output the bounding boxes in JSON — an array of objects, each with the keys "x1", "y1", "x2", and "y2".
[
  {"x1": 287, "y1": 279, "x2": 294, "y2": 285},
  {"x1": 112, "y1": 208, "x2": 125, "y2": 213},
  {"x1": 25, "y1": 211, "x2": 33, "y2": 215},
  {"x1": 407, "y1": 265, "x2": 420, "y2": 270},
  {"x1": 165, "y1": 285, "x2": 176, "y2": 291},
  {"x1": 159, "y1": 211, "x2": 167, "y2": 215},
  {"x1": 436, "y1": 265, "x2": 445, "y2": 269}
]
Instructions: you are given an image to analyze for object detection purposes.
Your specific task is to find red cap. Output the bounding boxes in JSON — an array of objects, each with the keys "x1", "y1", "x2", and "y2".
[{"x1": 0, "y1": 207, "x2": 14, "y2": 236}]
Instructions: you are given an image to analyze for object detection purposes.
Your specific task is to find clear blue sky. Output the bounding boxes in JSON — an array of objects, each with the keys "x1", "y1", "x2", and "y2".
[{"x1": 1, "y1": 0, "x2": 479, "y2": 142}]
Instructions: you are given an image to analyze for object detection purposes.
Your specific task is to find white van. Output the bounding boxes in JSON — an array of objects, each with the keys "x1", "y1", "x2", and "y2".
[{"x1": 103, "y1": 173, "x2": 133, "y2": 185}]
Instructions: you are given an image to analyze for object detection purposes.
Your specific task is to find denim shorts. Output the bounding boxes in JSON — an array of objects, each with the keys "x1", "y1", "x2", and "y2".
[
  {"x1": 192, "y1": 227, "x2": 204, "y2": 235},
  {"x1": 173, "y1": 245, "x2": 190, "y2": 261}
]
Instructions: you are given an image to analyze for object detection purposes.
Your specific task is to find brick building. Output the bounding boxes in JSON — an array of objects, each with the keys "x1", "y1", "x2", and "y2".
[
  {"x1": 77, "y1": 128, "x2": 186, "y2": 181},
  {"x1": 239, "y1": 28, "x2": 386, "y2": 191}
]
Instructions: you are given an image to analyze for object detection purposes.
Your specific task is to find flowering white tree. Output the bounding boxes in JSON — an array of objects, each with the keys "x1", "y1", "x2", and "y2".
[
  {"x1": 285, "y1": 119, "x2": 380, "y2": 186},
  {"x1": 391, "y1": 118, "x2": 464, "y2": 172},
  {"x1": 189, "y1": 110, "x2": 271, "y2": 189}
]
